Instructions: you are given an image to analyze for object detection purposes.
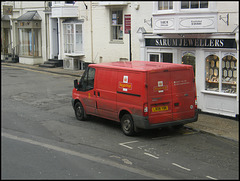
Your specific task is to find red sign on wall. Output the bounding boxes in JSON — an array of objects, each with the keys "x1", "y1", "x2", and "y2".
[{"x1": 124, "y1": 14, "x2": 131, "y2": 34}]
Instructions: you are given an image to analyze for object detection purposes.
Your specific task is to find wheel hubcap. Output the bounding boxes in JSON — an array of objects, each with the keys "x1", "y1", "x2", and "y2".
[
  {"x1": 76, "y1": 105, "x2": 82, "y2": 117},
  {"x1": 123, "y1": 119, "x2": 131, "y2": 131}
]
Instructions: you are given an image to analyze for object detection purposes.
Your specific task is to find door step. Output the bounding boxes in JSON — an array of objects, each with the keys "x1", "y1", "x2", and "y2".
[{"x1": 39, "y1": 59, "x2": 63, "y2": 68}]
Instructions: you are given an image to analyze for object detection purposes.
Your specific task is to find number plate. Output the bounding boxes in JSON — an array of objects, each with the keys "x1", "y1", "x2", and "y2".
[{"x1": 152, "y1": 106, "x2": 168, "y2": 112}]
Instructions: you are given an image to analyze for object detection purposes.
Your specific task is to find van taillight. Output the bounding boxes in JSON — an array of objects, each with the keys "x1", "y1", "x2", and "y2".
[
  {"x1": 143, "y1": 103, "x2": 148, "y2": 117},
  {"x1": 195, "y1": 97, "x2": 197, "y2": 109}
]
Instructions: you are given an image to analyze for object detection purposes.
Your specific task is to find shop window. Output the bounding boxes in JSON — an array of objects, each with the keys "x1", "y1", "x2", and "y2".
[
  {"x1": 205, "y1": 55, "x2": 219, "y2": 92},
  {"x1": 158, "y1": 1, "x2": 173, "y2": 10},
  {"x1": 181, "y1": 1, "x2": 208, "y2": 9},
  {"x1": 111, "y1": 9, "x2": 123, "y2": 41},
  {"x1": 150, "y1": 54, "x2": 160, "y2": 62},
  {"x1": 205, "y1": 54, "x2": 237, "y2": 94},
  {"x1": 222, "y1": 55, "x2": 237, "y2": 94},
  {"x1": 182, "y1": 53, "x2": 196, "y2": 76},
  {"x1": 18, "y1": 28, "x2": 42, "y2": 57},
  {"x1": 162, "y1": 53, "x2": 172, "y2": 63},
  {"x1": 63, "y1": 23, "x2": 83, "y2": 54}
]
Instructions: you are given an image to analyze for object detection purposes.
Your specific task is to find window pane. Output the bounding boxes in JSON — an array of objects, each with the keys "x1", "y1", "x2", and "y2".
[
  {"x1": 205, "y1": 55, "x2": 219, "y2": 92},
  {"x1": 200, "y1": 1, "x2": 208, "y2": 8},
  {"x1": 150, "y1": 54, "x2": 159, "y2": 62},
  {"x1": 111, "y1": 9, "x2": 123, "y2": 40},
  {"x1": 162, "y1": 53, "x2": 172, "y2": 63},
  {"x1": 75, "y1": 24, "x2": 82, "y2": 53},
  {"x1": 181, "y1": 1, "x2": 189, "y2": 9},
  {"x1": 169, "y1": 1, "x2": 173, "y2": 9},
  {"x1": 32, "y1": 29, "x2": 41, "y2": 56},
  {"x1": 163, "y1": 1, "x2": 168, "y2": 10},
  {"x1": 222, "y1": 55, "x2": 237, "y2": 94},
  {"x1": 191, "y1": 1, "x2": 199, "y2": 8},
  {"x1": 158, "y1": 1, "x2": 173, "y2": 10},
  {"x1": 158, "y1": 1, "x2": 163, "y2": 10},
  {"x1": 19, "y1": 29, "x2": 30, "y2": 56}
]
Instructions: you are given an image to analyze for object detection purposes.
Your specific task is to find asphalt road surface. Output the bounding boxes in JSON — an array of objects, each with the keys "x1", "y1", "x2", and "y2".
[{"x1": 1, "y1": 64, "x2": 239, "y2": 179}]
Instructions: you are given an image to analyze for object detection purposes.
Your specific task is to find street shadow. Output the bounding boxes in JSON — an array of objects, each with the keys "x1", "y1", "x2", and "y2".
[{"x1": 85, "y1": 116, "x2": 197, "y2": 139}]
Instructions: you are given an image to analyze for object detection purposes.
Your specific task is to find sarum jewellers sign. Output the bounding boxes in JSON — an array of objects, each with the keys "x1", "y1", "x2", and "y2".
[{"x1": 145, "y1": 38, "x2": 236, "y2": 49}]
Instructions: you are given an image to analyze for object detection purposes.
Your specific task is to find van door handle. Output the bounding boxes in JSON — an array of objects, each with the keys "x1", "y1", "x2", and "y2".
[{"x1": 98, "y1": 92, "x2": 100, "y2": 97}]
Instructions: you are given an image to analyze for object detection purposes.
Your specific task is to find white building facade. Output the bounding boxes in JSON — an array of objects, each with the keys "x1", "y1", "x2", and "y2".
[
  {"x1": 1, "y1": 1, "x2": 239, "y2": 118},
  {"x1": 143, "y1": 1, "x2": 239, "y2": 118}
]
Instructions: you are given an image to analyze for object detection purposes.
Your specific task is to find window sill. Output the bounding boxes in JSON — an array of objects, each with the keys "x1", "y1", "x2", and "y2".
[
  {"x1": 109, "y1": 40, "x2": 124, "y2": 44},
  {"x1": 201, "y1": 90, "x2": 237, "y2": 97},
  {"x1": 65, "y1": 53, "x2": 85, "y2": 57}
]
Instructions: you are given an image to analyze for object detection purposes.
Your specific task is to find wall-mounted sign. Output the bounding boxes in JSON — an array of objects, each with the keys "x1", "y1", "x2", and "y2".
[
  {"x1": 145, "y1": 38, "x2": 237, "y2": 49},
  {"x1": 179, "y1": 17, "x2": 214, "y2": 29},
  {"x1": 3, "y1": 5, "x2": 13, "y2": 15},
  {"x1": 124, "y1": 14, "x2": 131, "y2": 34}
]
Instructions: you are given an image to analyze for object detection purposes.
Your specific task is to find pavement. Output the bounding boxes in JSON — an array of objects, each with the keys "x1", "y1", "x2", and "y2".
[{"x1": 1, "y1": 62, "x2": 239, "y2": 142}]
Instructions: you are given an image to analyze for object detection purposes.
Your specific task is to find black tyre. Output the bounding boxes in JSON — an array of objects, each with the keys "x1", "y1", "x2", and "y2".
[
  {"x1": 74, "y1": 102, "x2": 86, "y2": 121},
  {"x1": 121, "y1": 114, "x2": 135, "y2": 136}
]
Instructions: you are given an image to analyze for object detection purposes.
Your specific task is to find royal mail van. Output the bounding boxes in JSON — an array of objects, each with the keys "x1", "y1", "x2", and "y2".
[{"x1": 72, "y1": 61, "x2": 198, "y2": 136}]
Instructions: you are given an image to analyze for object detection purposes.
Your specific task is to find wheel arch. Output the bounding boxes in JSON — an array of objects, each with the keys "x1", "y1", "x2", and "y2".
[{"x1": 119, "y1": 109, "x2": 132, "y2": 121}]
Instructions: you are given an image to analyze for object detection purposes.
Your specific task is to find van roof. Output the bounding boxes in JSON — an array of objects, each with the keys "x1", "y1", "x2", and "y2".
[{"x1": 90, "y1": 61, "x2": 192, "y2": 72}]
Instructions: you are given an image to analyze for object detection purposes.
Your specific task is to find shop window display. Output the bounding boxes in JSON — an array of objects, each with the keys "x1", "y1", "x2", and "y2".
[
  {"x1": 222, "y1": 55, "x2": 237, "y2": 93},
  {"x1": 205, "y1": 54, "x2": 237, "y2": 94},
  {"x1": 205, "y1": 55, "x2": 219, "y2": 92}
]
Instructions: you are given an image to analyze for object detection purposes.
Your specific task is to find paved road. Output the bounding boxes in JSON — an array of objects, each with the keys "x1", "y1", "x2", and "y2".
[{"x1": 1, "y1": 65, "x2": 239, "y2": 179}]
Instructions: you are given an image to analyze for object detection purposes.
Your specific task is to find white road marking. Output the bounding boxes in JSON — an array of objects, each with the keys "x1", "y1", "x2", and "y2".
[
  {"x1": 119, "y1": 141, "x2": 139, "y2": 149},
  {"x1": 206, "y1": 176, "x2": 218, "y2": 180},
  {"x1": 2, "y1": 132, "x2": 169, "y2": 179},
  {"x1": 172, "y1": 163, "x2": 191, "y2": 172},
  {"x1": 144, "y1": 152, "x2": 159, "y2": 159}
]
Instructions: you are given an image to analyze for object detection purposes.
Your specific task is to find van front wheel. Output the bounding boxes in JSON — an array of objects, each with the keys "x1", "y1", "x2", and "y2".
[
  {"x1": 74, "y1": 102, "x2": 85, "y2": 121},
  {"x1": 121, "y1": 114, "x2": 135, "y2": 136}
]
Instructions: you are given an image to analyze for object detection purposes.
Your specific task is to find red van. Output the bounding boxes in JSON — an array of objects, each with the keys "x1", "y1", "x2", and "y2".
[{"x1": 72, "y1": 61, "x2": 198, "y2": 136}]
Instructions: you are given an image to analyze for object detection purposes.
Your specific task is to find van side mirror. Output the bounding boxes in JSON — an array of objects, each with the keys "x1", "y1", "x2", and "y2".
[{"x1": 74, "y1": 79, "x2": 79, "y2": 89}]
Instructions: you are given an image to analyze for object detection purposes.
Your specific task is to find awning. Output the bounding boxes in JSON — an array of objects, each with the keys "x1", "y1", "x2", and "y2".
[
  {"x1": 17, "y1": 11, "x2": 41, "y2": 21},
  {"x1": 1, "y1": 15, "x2": 10, "y2": 21}
]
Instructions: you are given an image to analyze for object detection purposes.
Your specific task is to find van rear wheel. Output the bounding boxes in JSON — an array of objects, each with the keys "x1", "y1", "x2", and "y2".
[
  {"x1": 74, "y1": 102, "x2": 85, "y2": 121},
  {"x1": 121, "y1": 114, "x2": 135, "y2": 136}
]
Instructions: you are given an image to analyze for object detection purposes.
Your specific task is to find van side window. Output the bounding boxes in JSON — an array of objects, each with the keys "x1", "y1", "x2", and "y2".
[{"x1": 79, "y1": 67, "x2": 95, "y2": 91}]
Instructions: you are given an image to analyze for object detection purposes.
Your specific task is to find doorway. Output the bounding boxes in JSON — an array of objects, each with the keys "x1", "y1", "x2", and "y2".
[{"x1": 50, "y1": 18, "x2": 59, "y2": 59}]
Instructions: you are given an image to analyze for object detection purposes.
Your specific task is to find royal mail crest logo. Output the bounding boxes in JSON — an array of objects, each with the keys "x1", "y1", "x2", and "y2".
[{"x1": 119, "y1": 75, "x2": 132, "y2": 91}]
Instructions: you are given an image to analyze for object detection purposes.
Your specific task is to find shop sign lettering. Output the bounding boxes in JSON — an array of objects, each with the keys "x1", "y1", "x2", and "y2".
[{"x1": 145, "y1": 38, "x2": 236, "y2": 49}]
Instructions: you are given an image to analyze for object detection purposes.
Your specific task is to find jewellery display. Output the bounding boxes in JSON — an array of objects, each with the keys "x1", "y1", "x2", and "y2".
[
  {"x1": 205, "y1": 55, "x2": 237, "y2": 94},
  {"x1": 222, "y1": 55, "x2": 237, "y2": 93}
]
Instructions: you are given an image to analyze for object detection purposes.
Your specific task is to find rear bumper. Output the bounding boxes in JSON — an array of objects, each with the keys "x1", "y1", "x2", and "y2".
[{"x1": 132, "y1": 110, "x2": 198, "y2": 129}]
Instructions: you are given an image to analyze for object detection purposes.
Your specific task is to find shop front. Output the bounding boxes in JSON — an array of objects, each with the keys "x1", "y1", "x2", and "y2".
[{"x1": 140, "y1": 33, "x2": 238, "y2": 118}]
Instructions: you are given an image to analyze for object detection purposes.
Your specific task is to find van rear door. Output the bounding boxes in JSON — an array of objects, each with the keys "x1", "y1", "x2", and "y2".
[
  {"x1": 171, "y1": 67, "x2": 196, "y2": 120},
  {"x1": 147, "y1": 70, "x2": 173, "y2": 124}
]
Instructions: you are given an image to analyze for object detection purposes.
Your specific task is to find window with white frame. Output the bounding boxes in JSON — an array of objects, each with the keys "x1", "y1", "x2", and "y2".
[
  {"x1": 158, "y1": 1, "x2": 173, "y2": 10},
  {"x1": 205, "y1": 52, "x2": 237, "y2": 94},
  {"x1": 63, "y1": 23, "x2": 83, "y2": 54},
  {"x1": 110, "y1": 9, "x2": 123, "y2": 41},
  {"x1": 181, "y1": 1, "x2": 208, "y2": 9},
  {"x1": 18, "y1": 27, "x2": 42, "y2": 57}
]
